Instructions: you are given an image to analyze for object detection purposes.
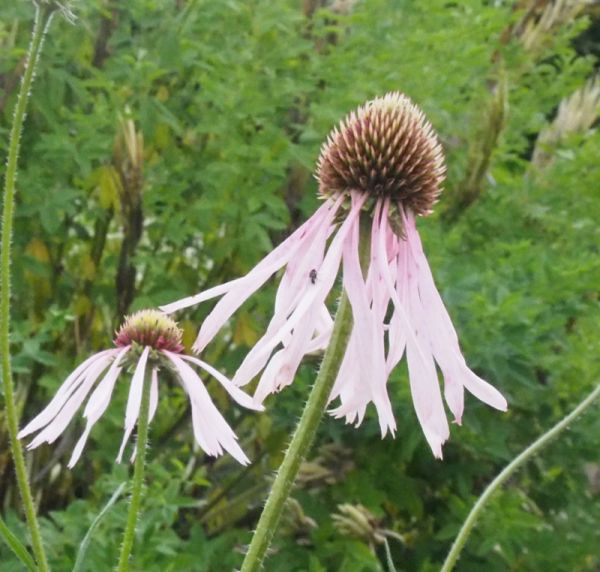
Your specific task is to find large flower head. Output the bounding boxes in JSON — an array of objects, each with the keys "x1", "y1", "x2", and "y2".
[
  {"x1": 19, "y1": 309, "x2": 260, "y2": 467},
  {"x1": 161, "y1": 92, "x2": 507, "y2": 458}
]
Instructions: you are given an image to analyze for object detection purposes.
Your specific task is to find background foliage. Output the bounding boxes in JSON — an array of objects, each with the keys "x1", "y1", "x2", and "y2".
[{"x1": 1, "y1": 0, "x2": 600, "y2": 570}]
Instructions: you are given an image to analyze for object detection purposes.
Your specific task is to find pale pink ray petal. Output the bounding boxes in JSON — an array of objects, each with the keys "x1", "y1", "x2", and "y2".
[
  {"x1": 67, "y1": 347, "x2": 130, "y2": 468},
  {"x1": 149, "y1": 367, "x2": 159, "y2": 423},
  {"x1": 253, "y1": 350, "x2": 286, "y2": 404},
  {"x1": 302, "y1": 304, "x2": 333, "y2": 353},
  {"x1": 460, "y1": 367, "x2": 509, "y2": 410},
  {"x1": 161, "y1": 200, "x2": 336, "y2": 316},
  {"x1": 231, "y1": 193, "x2": 367, "y2": 388},
  {"x1": 274, "y1": 196, "x2": 343, "y2": 317},
  {"x1": 341, "y1": 201, "x2": 394, "y2": 435},
  {"x1": 253, "y1": 302, "x2": 318, "y2": 403},
  {"x1": 242, "y1": 207, "x2": 336, "y2": 365},
  {"x1": 329, "y1": 332, "x2": 366, "y2": 425},
  {"x1": 177, "y1": 353, "x2": 263, "y2": 412},
  {"x1": 116, "y1": 346, "x2": 150, "y2": 463},
  {"x1": 191, "y1": 201, "x2": 339, "y2": 353},
  {"x1": 404, "y1": 252, "x2": 450, "y2": 458},
  {"x1": 403, "y1": 210, "x2": 507, "y2": 414},
  {"x1": 27, "y1": 352, "x2": 117, "y2": 449},
  {"x1": 18, "y1": 349, "x2": 117, "y2": 438},
  {"x1": 166, "y1": 353, "x2": 249, "y2": 465},
  {"x1": 376, "y1": 204, "x2": 450, "y2": 454},
  {"x1": 385, "y1": 240, "x2": 407, "y2": 374},
  {"x1": 329, "y1": 329, "x2": 356, "y2": 404},
  {"x1": 125, "y1": 366, "x2": 160, "y2": 465}
]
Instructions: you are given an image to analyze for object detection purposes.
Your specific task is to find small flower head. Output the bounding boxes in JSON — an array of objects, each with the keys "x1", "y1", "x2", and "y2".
[
  {"x1": 19, "y1": 309, "x2": 261, "y2": 467},
  {"x1": 115, "y1": 309, "x2": 184, "y2": 353},
  {"x1": 316, "y1": 92, "x2": 446, "y2": 215}
]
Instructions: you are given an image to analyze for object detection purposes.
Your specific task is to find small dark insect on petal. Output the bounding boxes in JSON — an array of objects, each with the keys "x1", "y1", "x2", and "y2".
[{"x1": 309, "y1": 269, "x2": 318, "y2": 284}]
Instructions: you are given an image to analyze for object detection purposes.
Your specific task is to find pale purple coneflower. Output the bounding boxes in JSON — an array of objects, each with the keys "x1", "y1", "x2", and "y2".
[
  {"x1": 161, "y1": 92, "x2": 507, "y2": 458},
  {"x1": 19, "y1": 309, "x2": 260, "y2": 467}
]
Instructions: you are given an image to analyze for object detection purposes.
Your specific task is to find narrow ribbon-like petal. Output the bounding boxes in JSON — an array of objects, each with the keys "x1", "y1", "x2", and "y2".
[
  {"x1": 253, "y1": 302, "x2": 319, "y2": 403},
  {"x1": 232, "y1": 194, "x2": 367, "y2": 388},
  {"x1": 332, "y1": 198, "x2": 395, "y2": 436},
  {"x1": 161, "y1": 200, "x2": 336, "y2": 317},
  {"x1": 26, "y1": 352, "x2": 117, "y2": 449},
  {"x1": 403, "y1": 209, "x2": 507, "y2": 417},
  {"x1": 67, "y1": 347, "x2": 129, "y2": 467},
  {"x1": 149, "y1": 367, "x2": 159, "y2": 423},
  {"x1": 177, "y1": 354, "x2": 263, "y2": 411},
  {"x1": 116, "y1": 346, "x2": 150, "y2": 463},
  {"x1": 404, "y1": 251, "x2": 450, "y2": 458},
  {"x1": 191, "y1": 201, "x2": 339, "y2": 353},
  {"x1": 18, "y1": 349, "x2": 116, "y2": 439},
  {"x1": 165, "y1": 352, "x2": 249, "y2": 465}
]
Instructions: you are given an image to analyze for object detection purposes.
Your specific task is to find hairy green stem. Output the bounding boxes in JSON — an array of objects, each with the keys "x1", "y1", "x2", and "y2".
[
  {"x1": 441, "y1": 381, "x2": 600, "y2": 572},
  {"x1": 240, "y1": 293, "x2": 353, "y2": 572},
  {"x1": 116, "y1": 369, "x2": 153, "y2": 572},
  {"x1": 1, "y1": 6, "x2": 58, "y2": 572},
  {"x1": 240, "y1": 216, "x2": 370, "y2": 572}
]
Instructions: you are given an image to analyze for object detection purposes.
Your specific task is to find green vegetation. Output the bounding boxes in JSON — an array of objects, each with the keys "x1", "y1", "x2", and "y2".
[{"x1": 1, "y1": 1, "x2": 600, "y2": 570}]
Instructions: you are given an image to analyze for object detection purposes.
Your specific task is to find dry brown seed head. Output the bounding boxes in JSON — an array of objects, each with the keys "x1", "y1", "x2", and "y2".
[{"x1": 316, "y1": 92, "x2": 446, "y2": 215}]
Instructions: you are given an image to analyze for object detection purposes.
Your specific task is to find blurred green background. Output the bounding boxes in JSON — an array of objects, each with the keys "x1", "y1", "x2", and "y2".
[{"x1": 1, "y1": 1, "x2": 600, "y2": 570}]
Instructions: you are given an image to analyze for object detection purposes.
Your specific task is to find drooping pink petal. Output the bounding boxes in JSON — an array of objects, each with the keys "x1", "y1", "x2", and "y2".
[
  {"x1": 405, "y1": 272, "x2": 450, "y2": 458},
  {"x1": 178, "y1": 354, "x2": 263, "y2": 411},
  {"x1": 403, "y1": 209, "x2": 507, "y2": 416},
  {"x1": 253, "y1": 302, "x2": 319, "y2": 403},
  {"x1": 237, "y1": 202, "x2": 341, "y2": 399},
  {"x1": 149, "y1": 367, "x2": 159, "y2": 423},
  {"x1": 67, "y1": 347, "x2": 129, "y2": 468},
  {"x1": 329, "y1": 331, "x2": 368, "y2": 426},
  {"x1": 191, "y1": 200, "x2": 340, "y2": 353},
  {"x1": 165, "y1": 352, "x2": 249, "y2": 465},
  {"x1": 385, "y1": 239, "x2": 408, "y2": 374},
  {"x1": 334, "y1": 198, "x2": 395, "y2": 436},
  {"x1": 378, "y1": 206, "x2": 449, "y2": 456},
  {"x1": 26, "y1": 351, "x2": 118, "y2": 449},
  {"x1": 160, "y1": 200, "x2": 335, "y2": 316},
  {"x1": 117, "y1": 346, "x2": 150, "y2": 463},
  {"x1": 18, "y1": 349, "x2": 117, "y2": 439},
  {"x1": 273, "y1": 197, "x2": 343, "y2": 325},
  {"x1": 231, "y1": 193, "x2": 367, "y2": 388}
]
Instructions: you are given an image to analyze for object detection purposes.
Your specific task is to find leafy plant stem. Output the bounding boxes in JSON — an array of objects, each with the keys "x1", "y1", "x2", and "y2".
[
  {"x1": 116, "y1": 369, "x2": 153, "y2": 572},
  {"x1": 441, "y1": 380, "x2": 600, "y2": 572},
  {"x1": 1, "y1": 5, "x2": 58, "y2": 572},
  {"x1": 240, "y1": 215, "x2": 371, "y2": 572}
]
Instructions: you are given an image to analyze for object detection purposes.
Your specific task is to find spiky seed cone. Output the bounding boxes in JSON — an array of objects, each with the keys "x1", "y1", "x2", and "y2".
[
  {"x1": 115, "y1": 309, "x2": 184, "y2": 352},
  {"x1": 316, "y1": 92, "x2": 446, "y2": 215}
]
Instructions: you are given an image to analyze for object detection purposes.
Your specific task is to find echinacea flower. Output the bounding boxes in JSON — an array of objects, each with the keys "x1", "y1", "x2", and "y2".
[
  {"x1": 19, "y1": 309, "x2": 260, "y2": 467},
  {"x1": 161, "y1": 92, "x2": 507, "y2": 458}
]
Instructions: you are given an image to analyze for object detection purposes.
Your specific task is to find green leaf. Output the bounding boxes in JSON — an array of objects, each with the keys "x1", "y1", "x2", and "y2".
[
  {"x1": 0, "y1": 517, "x2": 37, "y2": 572},
  {"x1": 72, "y1": 483, "x2": 126, "y2": 572}
]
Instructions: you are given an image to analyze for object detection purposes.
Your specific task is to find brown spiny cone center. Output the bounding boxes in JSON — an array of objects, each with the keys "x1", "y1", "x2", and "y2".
[
  {"x1": 114, "y1": 309, "x2": 184, "y2": 352},
  {"x1": 316, "y1": 92, "x2": 446, "y2": 215}
]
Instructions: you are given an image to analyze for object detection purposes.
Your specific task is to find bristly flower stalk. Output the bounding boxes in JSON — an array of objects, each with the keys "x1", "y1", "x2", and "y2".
[{"x1": 1, "y1": 4, "x2": 64, "y2": 571}]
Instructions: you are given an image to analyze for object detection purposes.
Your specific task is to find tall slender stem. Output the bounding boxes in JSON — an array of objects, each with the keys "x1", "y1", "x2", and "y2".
[
  {"x1": 116, "y1": 368, "x2": 153, "y2": 572},
  {"x1": 1, "y1": 6, "x2": 57, "y2": 572},
  {"x1": 240, "y1": 216, "x2": 371, "y2": 572},
  {"x1": 441, "y1": 381, "x2": 600, "y2": 572}
]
